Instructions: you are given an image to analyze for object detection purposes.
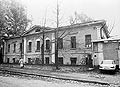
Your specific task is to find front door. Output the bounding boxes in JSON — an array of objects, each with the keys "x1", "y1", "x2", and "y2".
[{"x1": 87, "y1": 54, "x2": 93, "y2": 68}]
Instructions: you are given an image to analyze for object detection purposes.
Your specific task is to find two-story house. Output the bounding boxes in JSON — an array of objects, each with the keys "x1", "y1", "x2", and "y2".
[{"x1": 3, "y1": 20, "x2": 109, "y2": 66}]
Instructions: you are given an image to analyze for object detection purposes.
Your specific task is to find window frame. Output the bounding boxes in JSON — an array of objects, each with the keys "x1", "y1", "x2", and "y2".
[
  {"x1": 13, "y1": 43, "x2": 16, "y2": 53},
  {"x1": 85, "y1": 34, "x2": 92, "y2": 48},
  {"x1": 8, "y1": 44, "x2": 10, "y2": 52},
  {"x1": 28, "y1": 42, "x2": 32, "y2": 52},
  {"x1": 46, "y1": 39, "x2": 50, "y2": 50},
  {"x1": 71, "y1": 36, "x2": 76, "y2": 49},
  {"x1": 36, "y1": 41, "x2": 40, "y2": 52}
]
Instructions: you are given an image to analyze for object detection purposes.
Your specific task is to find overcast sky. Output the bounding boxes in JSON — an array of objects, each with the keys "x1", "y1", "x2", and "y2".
[{"x1": 20, "y1": 0, "x2": 120, "y2": 36}]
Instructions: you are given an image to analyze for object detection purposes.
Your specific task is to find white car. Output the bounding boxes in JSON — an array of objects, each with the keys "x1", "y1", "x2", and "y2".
[{"x1": 99, "y1": 60, "x2": 116, "y2": 72}]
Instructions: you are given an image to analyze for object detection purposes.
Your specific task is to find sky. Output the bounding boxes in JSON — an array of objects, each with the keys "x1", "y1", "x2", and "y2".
[{"x1": 19, "y1": 0, "x2": 120, "y2": 37}]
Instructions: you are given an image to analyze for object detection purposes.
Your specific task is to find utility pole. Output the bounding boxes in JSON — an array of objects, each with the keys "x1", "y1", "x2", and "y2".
[
  {"x1": 55, "y1": 0, "x2": 59, "y2": 69},
  {"x1": 41, "y1": 12, "x2": 47, "y2": 65},
  {"x1": 41, "y1": 28, "x2": 45, "y2": 65}
]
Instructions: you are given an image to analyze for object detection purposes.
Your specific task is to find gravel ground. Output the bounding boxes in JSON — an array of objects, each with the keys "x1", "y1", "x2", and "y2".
[{"x1": 0, "y1": 70, "x2": 110, "y2": 87}]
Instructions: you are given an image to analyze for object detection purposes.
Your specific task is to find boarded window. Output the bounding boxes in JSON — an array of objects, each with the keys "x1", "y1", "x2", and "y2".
[
  {"x1": 58, "y1": 38, "x2": 63, "y2": 49},
  {"x1": 46, "y1": 40, "x2": 50, "y2": 50},
  {"x1": 85, "y1": 35, "x2": 92, "y2": 48},
  {"x1": 36, "y1": 41, "x2": 40, "y2": 51},
  {"x1": 71, "y1": 36, "x2": 76, "y2": 48},
  {"x1": 8, "y1": 44, "x2": 10, "y2": 52}
]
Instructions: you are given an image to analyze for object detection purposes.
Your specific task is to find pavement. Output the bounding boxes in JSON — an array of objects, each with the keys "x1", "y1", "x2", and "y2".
[{"x1": 0, "y1": 64, "x2": 120, "y2": 86}]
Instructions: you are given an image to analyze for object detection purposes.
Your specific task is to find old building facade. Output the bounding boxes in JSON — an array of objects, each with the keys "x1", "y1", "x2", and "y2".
[{"x1": 3, "y1": 20, "x2": 109, "y2": 66}]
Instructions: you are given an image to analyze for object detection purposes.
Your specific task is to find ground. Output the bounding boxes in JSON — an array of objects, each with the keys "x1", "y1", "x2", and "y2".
[
  {"x1": 0, "y1": 75, "x2": 107, "y2": 87},
  {"x1": 0, "y1": 64, "x2": 120, "y2": 87}
]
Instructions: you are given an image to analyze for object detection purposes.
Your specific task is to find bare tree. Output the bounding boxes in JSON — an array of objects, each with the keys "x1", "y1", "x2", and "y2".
[{"x1": 69, "y1": 11, "x2": 93, "y2": 25}]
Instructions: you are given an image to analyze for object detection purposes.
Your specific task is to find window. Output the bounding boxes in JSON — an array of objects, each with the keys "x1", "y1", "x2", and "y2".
[
  {"x1": 35, "y1": 27, "x2": 41, "y2": 32},
  {"x1": 58, "y1": 38, "x2": 63, "y2": 49},
  {"x1": 13, "y1": 58, "x2": 15, "y2": 63},
  {"x1": 58, "y1": 57, "x2": 63, "y2": 65},
  {"x1": 71, "y1": 36, "x2": 76, "y2": 48},
  {"x1": 35, "y1": 58, "x2": 40, "y2": 64},
  {"x1": 20, "y1": 43, "x2": 22, "y2": 52},
  {"x1": 7, "y1": 58, "x2": 9, "y2": 63},
  {"x1": 28, "y1": 58, "x2": 32, "y2": 64},
  {"x1": 28, "y1": 42, "x2": 32, "y2": 52},
  {"x1": 13, "y1": 43, "x2": 16, "y2": 53},
  {"x1": 45, "y1": 57, "x2": 49, "y2": 64},
  {"x1": 70, "y1": 57, "x2": 77, "y2": 65},
  {"x1": 36, "y1": 41, "x2": 40, "y2": 52},
  {"x1": 8, "y1": 44, "x2": 10, "y2": 52},
  {"x1": 85, "y1": 35, "x2": 92, "y2": 48},
  {"x1": 46, "y1": 40, "x2": 50, "y2": 50}
]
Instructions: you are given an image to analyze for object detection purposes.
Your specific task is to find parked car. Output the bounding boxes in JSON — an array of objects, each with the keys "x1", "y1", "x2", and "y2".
[{"x1": 99, "y1": 60, "x2": 116, "y2": 73}]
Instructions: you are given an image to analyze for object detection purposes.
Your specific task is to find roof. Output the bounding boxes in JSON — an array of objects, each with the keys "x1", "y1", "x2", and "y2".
[
  {"x1": 92, "y1": 38, "x2": 120, "y2": 43},
  {"x1": 24, "y1": 19, "x2": 107, "y2": 34},
  {"x1": 5, "y1": 20, "x2": 109, "y2": 40}
]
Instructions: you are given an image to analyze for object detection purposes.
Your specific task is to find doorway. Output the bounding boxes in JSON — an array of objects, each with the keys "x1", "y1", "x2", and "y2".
[{"x1": 86, "y1": 54, "x2": 93, "y2": 68}]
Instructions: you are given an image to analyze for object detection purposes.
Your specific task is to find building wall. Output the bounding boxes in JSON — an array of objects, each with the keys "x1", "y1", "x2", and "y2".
[
  {"x1": 103, "y1": 42, "x2": 119, "y2": 64},
  {"x1": 56, "y1": 25, "x2": 100, "y2": 65},
  {"x1": 4, "y1": 21, "x2": 108, "y2": 65},
  {"x1": 25, "y1": 32, "x2": 53, "y2": 64},
  {"x1": 93, "y1": 41, "x2": 119, "y2": 66},
  {"x1": 4, "y1": 38, "x2": 22, "y2": 63}
]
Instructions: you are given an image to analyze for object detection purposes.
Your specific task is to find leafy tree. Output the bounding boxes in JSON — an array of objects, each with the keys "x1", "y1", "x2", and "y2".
[{"x1": 0, "y1": 0, "x2": 30, "y2": 37}]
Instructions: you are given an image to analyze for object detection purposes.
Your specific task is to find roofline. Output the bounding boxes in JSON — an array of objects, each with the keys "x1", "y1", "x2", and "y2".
[
  {"x1": 5, "y1": 20, "x2": 107, "y2": 40},
  {"x1": 23, "y1": 20, "x2": 106, "y2": 36},
  {"x1": 92, "y1": 38, "x2": 120, "y2": 43}
]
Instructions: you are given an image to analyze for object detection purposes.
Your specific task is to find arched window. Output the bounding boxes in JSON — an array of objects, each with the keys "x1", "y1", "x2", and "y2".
[
  {"x1": 46, "y1": 39, "x2": 50, "y2": 50},
  {"x1": 28, "y1": 40, "x2": 32, "y2": 52}
]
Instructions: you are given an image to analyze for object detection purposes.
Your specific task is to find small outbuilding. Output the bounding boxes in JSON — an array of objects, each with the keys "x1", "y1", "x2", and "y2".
[{"x1": 92, "y1": 38, "x2": 120, "y2": 69}]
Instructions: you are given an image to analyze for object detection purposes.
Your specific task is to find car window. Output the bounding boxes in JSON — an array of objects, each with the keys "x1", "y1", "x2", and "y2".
[
  {"x1": 102, "y1": 60, "x2": 113, "y2": 64},
  {"x1": 101, "y1": 61, "x2": 103, "y2": 64}
]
